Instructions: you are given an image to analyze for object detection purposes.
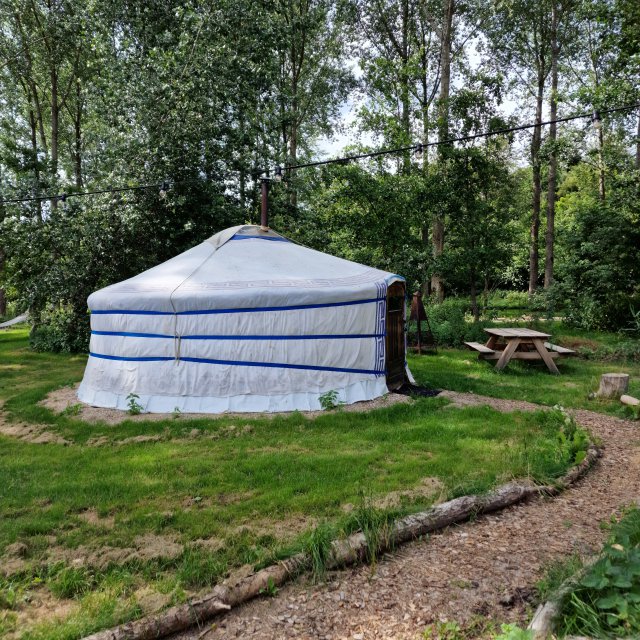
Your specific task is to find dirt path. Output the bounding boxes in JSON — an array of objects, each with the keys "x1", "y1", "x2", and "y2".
[{"x1": 173, "y1": 391, "x2": 640, "y2": 640}]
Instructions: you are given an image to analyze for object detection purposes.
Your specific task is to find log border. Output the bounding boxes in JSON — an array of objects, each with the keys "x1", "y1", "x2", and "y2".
[{"x1": 84, "y1": 444, "x2": 601, "y2": 640}]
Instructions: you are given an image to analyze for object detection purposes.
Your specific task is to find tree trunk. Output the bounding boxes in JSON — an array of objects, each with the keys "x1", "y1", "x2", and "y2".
[
  {"x1": 431, "y1": 0, "x2": 454, "y2": 302},
  {"x1": 529, "y1": 75, "x2": 544, "y2": 296},
  {"x1": 597, "y1": 125, "x2": 605, "y2": 201},
  {"x1": 289, "y1": 117, "x2": 298, "y2": 210},
  {"x1": 0, "y1": 247, "x2": 6, "y2": 317},
  {"x1": 51, "y1": 66, "x2": 59, "y2": 178},
  {"x1": 74, "y1": 80, "x2": 83, "y2": 188},
  {"x1": 544, "y1": 3, "x2": 559, "y2": 289},
  {"x1": 636, "y1": 111, "x2": 640, "y2": 170},
  {"x1": 470, "y1": 273, "x2": 479, "y2": 322},
  {"x1": 28, "y1": 106, "x2": 43, "y2": 222},
  {"x1": 400, "y1": 0, "x2": 411, "y2": 173}
]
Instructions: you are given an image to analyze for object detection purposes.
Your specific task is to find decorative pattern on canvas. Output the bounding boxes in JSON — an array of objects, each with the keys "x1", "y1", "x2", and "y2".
[{"x1": 374, "y1": 281, "x2": 387, "y2": 375}]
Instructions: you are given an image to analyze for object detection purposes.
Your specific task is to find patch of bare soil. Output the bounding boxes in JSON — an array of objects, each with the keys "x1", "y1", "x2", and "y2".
[
  {"x1": 134, "y1": 586, "x2": 172, "y2": 615},
  {"x1": 0, "y1": 416, "x2": 70, "y2": 445},
  {"x1": 171, "y1": 392, "x2": 640, "y2": 640},
  {"x1": 342, "y1": 477, "x2": 445, "y2": 513},
  {"x1": 45, "y1": 534, "x2": 183, "y2": 572},
  {"x1": 41, "y1": 384, "x2": 413, "y2": 426},
  {"x1": 77, "y1": 508, "x2": 115, "y2": 529},
  {"x1": 3, "y1": 588, "x2": 78, "y2": 640},
  {"x1": 235, "y1": 514, "x2": 319, "y2": 542}
]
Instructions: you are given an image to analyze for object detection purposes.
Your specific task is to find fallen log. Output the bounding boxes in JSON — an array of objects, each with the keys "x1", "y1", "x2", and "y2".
[{"x1": 83, "y1": 446, "x2": 601, "y2": 640}]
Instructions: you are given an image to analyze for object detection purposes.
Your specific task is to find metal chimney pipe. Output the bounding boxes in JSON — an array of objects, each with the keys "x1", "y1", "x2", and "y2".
[{"x1": 260, "y1": 178, "x2": 270, "y2": 230}]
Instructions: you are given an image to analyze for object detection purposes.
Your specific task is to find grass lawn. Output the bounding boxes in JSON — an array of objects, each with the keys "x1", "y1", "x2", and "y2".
[
  {"x1": 409, "y1": 348, "x2": 640, "y2": 417},
  {"x1": 0, "y1": 326, "x2": 591, "y2": 638}
]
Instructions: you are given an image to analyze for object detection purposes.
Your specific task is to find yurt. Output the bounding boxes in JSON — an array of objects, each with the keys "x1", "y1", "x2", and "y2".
[{"x1": 78, "y1": 225, "x2": 409, "y2": 413}]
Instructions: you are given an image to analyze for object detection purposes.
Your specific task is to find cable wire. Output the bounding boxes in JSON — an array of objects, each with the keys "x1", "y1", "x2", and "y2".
[{"x1": 1, "y1": 101, "x2": 638, "y2": 205}]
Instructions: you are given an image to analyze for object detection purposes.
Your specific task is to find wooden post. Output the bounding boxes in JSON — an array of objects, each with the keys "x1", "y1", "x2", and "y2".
[
  {"x1": 410, "y1": 291, "x2": 427, "y2": 355},
  {"x1": 260, "y1": 178, "x2": 270, "y2": 230}
]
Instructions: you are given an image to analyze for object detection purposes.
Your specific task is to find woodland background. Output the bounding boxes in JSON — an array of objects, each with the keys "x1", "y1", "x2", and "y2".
[{"x1": 0, "y1": 0, "x2": 639, "y2": 351}]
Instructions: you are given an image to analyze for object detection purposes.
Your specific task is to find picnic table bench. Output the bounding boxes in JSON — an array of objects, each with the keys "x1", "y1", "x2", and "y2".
[{"x1": 464, "y1": 328, "x2": 575, "y2": 374}]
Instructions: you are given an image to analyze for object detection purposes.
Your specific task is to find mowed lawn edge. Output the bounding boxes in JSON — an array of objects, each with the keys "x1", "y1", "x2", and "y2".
[{"x1": 0, "y1": 328, "x2": 593, "y2": 639}]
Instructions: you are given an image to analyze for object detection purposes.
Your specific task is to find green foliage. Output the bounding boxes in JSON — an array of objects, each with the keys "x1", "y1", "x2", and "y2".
[
  {"x1": 553, "y1": 168, "x2": 640, "y2": 332},
  {"x1": 577, "y1": 340, "x2": 640, "y2": 363},
  {"x1": 126, "y1": 394, "x2": 143, "y2": 416},
  {"x1": 348, "y1": 497, "x2": 394, "y2": 566},
  {"x1": 50, "y1": 567, "x2": 94, "y2": 599},
  {"x1": 176, "y1": 548, "x2": 224, "y2": 588},
  {"x1": 259, "y1": 576, "x2": 278, "y2": 597},
  {"x1": 537, "y1": 553, "x2": 584, "y2": 602},
  {"x1": 490, "y1": 624, "x2": 533, "y2": 640},
  {"x1": 422, "y1": 299, "x2": 488, "y2": 347},
  {"x1": 422, "y1": 621, "x2": 465, "y2": 640},
  {"x1": 304, "y1": 523, "x2": 334, "y2": 583},
  {"x1": 318, "y1": 390, "x2": 341, "y2": 411},
  {"x1": 61, "y1": 403, "x2": 82, "y2": 417},
  {"x1": 29, "y1": 303, "x2": 89, "y2": 354},
  {"x1": 552, "y1": 406, "x2": 590, "y2": 465},
  {"x1": 558, "y1": 508, "x2": 640, "y2": 637}
]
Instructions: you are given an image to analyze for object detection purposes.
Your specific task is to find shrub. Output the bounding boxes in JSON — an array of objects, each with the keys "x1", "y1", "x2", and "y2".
[
  {"x1": 577, "y1": 341, "x2": 640, "y2": 363},
  {"x1": 30, "y1": 303, "x2": 90, "y2": 353},
  {"x1": 420, "y1": 298, "x2": 488, "y2": 347}
]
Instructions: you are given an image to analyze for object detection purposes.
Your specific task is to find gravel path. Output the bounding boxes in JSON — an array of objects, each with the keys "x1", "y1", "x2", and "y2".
[{"x1": 174, "y1": 391, "x2": 640, "y2": 640}]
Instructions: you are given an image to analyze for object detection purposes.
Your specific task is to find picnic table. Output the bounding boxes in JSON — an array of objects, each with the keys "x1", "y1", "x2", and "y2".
[{"x1": 464, "y1": 327, "x2": 575, "y2": 374}]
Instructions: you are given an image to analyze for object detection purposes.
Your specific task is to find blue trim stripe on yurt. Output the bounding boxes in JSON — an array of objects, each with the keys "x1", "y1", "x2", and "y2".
[
  {"x1": 90, "y1": 297, "x2": 385, "y2": 316},
  {"x1": 91, "y1": 331, "x2": 384, "y2": 340},
  {"x1": 229, "y1": 234, "x2": 290, "y2": 242},
  {"x1": 88, "y1": 352, "x2": 383, "y2": 375}
]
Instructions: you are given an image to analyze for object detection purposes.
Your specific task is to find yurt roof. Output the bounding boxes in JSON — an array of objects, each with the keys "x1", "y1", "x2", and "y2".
[{"x1": 88, "y1": 225, "x2": 399, "y2": 314}]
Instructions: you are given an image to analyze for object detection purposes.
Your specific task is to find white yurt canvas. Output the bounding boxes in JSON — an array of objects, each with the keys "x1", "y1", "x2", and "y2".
[{"x1": 78, "y1": 224, "x2": 409, "y2": 413}]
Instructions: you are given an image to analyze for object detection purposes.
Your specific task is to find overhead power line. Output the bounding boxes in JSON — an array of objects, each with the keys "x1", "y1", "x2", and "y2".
[
  {"x1": 1, "y1": 102, "x2": 639, "y2": 206},
  {"x1": 275, "y1": 102, "x2": 640, "y2": 174},
  {"x1": 0, "y1": 181, "x2": 174, "y2": 205}
]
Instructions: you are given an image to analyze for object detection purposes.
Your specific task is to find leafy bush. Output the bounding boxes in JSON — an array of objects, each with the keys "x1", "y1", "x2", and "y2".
[
  {"x1": 318, "y1": 390, "x2": 342, "y2": 410},
  {"x1": 486, "y1": 290, "x2": 530, "y2": 309},
  {"x1": 30, "y1": 303, "x2": 90, "y2": 353},
  {"x1": 422, "y1": 298, "x2": 488, "y2": 347},
  {"x1": 553, "y1": 181, "x2": 640, "y2": 332},
  {"x1": 577, "y1": 340, "x2": 640, "y2": 363},
  {"x1": 558, "y1": 508, "x2": 640, "y2": 637},
  {"x1": 561, "y1": 291, "x2": 640, "y2": 334},
  {"x1": 552, "y1": 406, "x2": 590, "y2": 465}
]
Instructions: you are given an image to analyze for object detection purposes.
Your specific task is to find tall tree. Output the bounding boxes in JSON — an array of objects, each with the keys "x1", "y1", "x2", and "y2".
[
  {"x1": 485, "y1": 0, "x2": 553, "y2": 295},
  {"x1": 273, "y1": 0, "x2": 354, "y2": 210},
  {"x1": 430, "y1": 0, "x2": 455, "y2": 301},
  {"x1": 544, "y1": 0, "x2": 576, "y2": 288}
]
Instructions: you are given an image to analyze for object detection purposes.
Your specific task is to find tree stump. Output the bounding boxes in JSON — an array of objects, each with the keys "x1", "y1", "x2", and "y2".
[{"x1": 597, "y1": 373, "x2": 629, "y2": 398}]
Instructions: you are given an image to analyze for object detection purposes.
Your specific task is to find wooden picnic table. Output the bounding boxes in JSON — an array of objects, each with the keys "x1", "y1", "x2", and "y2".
[{"x1": 464, "y1": 327, "x2": 575, "y2": 374}]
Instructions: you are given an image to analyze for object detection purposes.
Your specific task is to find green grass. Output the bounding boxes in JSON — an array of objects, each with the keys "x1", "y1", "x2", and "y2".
[
  {"x1": 0, "y1": 327, "x2": 594, "y2": 638},
  {"x1": 409, "y1": 348, "x2": 640, "y2": 417}
]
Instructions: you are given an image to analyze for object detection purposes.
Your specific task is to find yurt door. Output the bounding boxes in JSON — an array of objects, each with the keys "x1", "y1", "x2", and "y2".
[{"x1": 385, "y1": 281, "x2": 406, "y2": 390}]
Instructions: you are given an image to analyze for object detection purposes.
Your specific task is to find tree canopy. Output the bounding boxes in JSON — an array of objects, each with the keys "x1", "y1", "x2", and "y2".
[{"x1": 0, "y1": 0, "x2": 638, "y2": 348}]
